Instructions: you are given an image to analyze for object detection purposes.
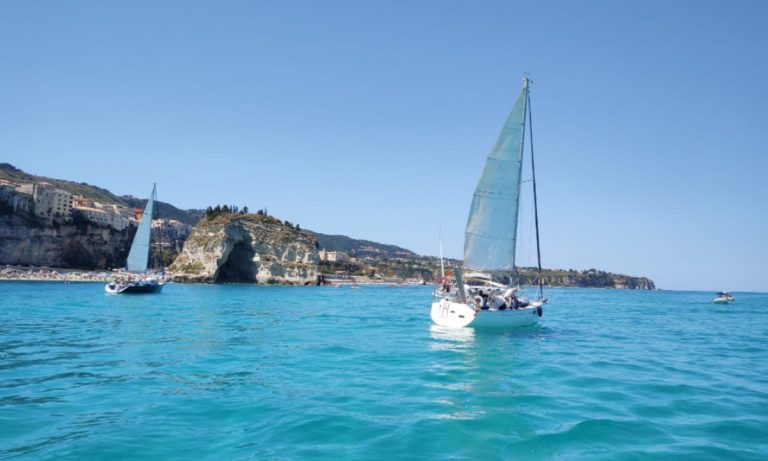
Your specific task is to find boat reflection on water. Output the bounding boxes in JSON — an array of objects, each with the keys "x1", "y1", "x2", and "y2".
[
  {"x1": 428, "y1": 324, "x2": 476, "y2": 351},
  {"x1": 426, "y1": 324, "x2": 482, "y2": 421}
]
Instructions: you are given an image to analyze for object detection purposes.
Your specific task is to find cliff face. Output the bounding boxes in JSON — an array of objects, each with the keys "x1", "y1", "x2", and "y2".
[
  {"x1": 0, "y1": 214, "x2": 133, "y2": 269},
  {"x1": 169, "y1": 214, "x2": 320, "y2": 284}
]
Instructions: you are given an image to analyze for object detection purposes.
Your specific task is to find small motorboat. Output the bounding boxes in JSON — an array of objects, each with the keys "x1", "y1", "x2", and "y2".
[{"x1": 712, "y1": 291, "x2": 734, "y2": 304}]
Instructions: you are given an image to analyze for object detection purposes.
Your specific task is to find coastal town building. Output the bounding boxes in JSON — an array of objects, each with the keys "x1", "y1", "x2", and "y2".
[
  {"x1": 69, "y1": 196, "x2": 138, "y2": 230},
  {"x1": 319, "y1": 250, "x2": 349, "y2": 262},
  {"x1": 0, "y1": 184, "x2": 33, "y2": 213},
  {"x1": 110, "y1": 213, "x2": 131, "y2": 231},
  {"x1": 72, "y1": 205, "x2": 132, "y2": 231},
  {"x1": 152, "y1": 218, "x2": 192, "y2": 242},
  {"x1": 319, "y1": 250, "x2": 335, "y2": 262},
  {"x1": 72, "y1": 196, "x2": 93, "y2": 208},
  {"x1": 15, "y1": 183, "x2": 72, "y2": 222},
  {"x1": 73, "y1": 206, "x2": 110, "y2": 226},
  {"x1": 115, "y1": 205, "x2": 137, "y2": 220}
]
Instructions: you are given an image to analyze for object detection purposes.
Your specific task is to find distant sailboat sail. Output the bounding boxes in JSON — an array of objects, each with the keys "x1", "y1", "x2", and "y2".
[
  {"x1": 463, "y1": 81, "x2": 528, "y2": 273},
  {"x1": 125, "y1": 185, "x2": 156, "y2": 273}
]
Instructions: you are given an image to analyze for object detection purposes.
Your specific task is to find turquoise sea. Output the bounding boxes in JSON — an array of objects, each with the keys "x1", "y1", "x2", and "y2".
[{"x1": 1, "y1": 282, "x2": 766, "y2": 460}]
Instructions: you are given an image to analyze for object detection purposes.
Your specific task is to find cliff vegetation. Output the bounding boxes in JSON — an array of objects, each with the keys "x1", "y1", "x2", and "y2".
[{"x1": 169, "y1": 212, "x2": 320, "y2": 285}]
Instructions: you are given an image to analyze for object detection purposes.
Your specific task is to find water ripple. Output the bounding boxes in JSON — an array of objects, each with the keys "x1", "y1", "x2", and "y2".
[{"x1": 0, "y1": 283, "x2": 767, "y2": 460}]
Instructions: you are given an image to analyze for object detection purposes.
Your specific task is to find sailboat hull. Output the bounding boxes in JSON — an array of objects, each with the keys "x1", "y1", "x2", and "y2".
[
  {"x1": 105, "y1": 280, "x2": 163, "y2": 294},
  {"x1": 430, "y1": 298, "x2": 540, "y2": 329}
]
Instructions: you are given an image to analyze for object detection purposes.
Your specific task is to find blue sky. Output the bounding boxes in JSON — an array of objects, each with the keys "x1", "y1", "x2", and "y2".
[{"x1": 1, "y1": 1, "x2": 766, "y2": 291}]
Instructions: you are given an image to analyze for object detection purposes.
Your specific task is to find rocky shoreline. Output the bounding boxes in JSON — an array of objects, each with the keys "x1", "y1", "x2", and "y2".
[
  {"x1": 0, "y1": 265, "x2": 112, "y2": 283},
  {"x1": 0, "y1": 264, "x2": 657, "y2": 290}
]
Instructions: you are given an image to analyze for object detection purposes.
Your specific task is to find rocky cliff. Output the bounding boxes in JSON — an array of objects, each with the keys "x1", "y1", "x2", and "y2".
[
  {"x1": 169, "y1": 214, "x2": 320, "y2": 284},
  {"x1": 0, "y1": 213, "x2": 133, "y2": 269}
]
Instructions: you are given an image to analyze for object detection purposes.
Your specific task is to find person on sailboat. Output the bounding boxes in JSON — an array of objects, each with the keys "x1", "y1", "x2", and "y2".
[
  {"x1": 486, "y1": 293, "x2": 507, "y2": 310},
  {"x1": 475, "y1": 290, "x2": 490, "y2": 310},
  {"x1": 504, "y1": 287, "x2": 529, "y2": 310},
  {"x1": 473, "y1": 295, "x2": 483, "y2": 311}
]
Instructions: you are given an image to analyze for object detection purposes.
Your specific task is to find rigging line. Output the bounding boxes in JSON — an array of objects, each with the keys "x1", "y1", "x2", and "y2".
[
  {"x1": 526, "y1": 84, "x2": 544, "y2": 300},
  {"x1": 154, "y1": 184, "x2": 166, "y2": 278},
  {"x1": 525, "y1": 189, "x2": 533, "y2": 265},
  {"x1": 519, "y1": 178, "x2": 534, "y2": 269}
]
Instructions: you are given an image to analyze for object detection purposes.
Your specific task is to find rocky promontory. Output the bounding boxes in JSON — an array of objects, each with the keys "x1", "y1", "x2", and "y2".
[
  {"x1": 169, "y1": 213, "x2": 320, "y2": 284},
  {"x1": 516, "y1": 267, "x2": 656, "y2": 290}
]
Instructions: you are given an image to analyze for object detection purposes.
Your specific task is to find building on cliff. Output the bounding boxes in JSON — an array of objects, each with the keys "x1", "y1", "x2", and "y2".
[
  {"x1": 318, "y1": 249, "x2": 348, "y2": 262},
  {"x1": 72, "y1": 206, "x2": 131, "y2": 231},
  {"x1": 151, "y1": 218, "x2": 191, "y2": 241},
  {"x1": 16, "y1": 183, "x2": 73, "y2": 223},
  {"x1": 0, "y1": 183, "x2": 32, "y2": 214}
]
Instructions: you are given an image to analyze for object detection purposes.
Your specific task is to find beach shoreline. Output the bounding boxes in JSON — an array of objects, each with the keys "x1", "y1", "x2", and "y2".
[
  {"x1": 0, "y1": 265, "x2": 430, "y2": 286},
  {"x1": 0, "y1": 265, "x2": 112, "y2": 283}
]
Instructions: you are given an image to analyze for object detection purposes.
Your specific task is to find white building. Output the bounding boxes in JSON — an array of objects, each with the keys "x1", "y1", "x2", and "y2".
[
  {"x1": 110, "y1": 213, "x2": 131, "y2": 231},
  {"x1": 319, "y1": 250, "x2": 348, "y2": 262},
  {"x1": 74, "y1": 206, "x2": 110, "y2": 226},
  {"x1": 0, "y1": 185, "x2": 32, "y2": 213},
  {"x1": 74, "y1": 205, "x2": 132, "y2": 231},
  {"x1": 17, "y1": 183, "x2": 72, "y2": 221},
  {"x1": 152, "y1": 218, "x2": 191, "y2": 241}
]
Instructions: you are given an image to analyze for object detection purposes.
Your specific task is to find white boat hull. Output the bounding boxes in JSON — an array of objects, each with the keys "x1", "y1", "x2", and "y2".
[
  {"x1": 430, "y1": 298, "x2": 541, "y2": 329},
  {"x1": 712, "y1": 297, "x2": 730, "y2": 304}
]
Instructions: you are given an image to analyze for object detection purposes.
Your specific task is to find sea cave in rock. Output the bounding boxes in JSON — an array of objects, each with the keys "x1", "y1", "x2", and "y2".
[{"x1": 215, "y1": 240, "x2": 258, "y2": 283}]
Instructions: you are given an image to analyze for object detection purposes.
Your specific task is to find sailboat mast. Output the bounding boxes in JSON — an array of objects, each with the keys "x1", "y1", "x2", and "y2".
[
  {"x1": 511, "y1": 77, "x2": 530, "y2": 287},
  {"x1": 438, "y1": 225, "x2": 445, "y2": 279},
  {"x1": 526, "y1": 81, "x2": 544, "y2": 299}
]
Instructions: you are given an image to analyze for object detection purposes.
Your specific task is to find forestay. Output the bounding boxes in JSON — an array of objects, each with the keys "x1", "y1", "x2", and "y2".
[{"x1": 463, "y1": 82, "x2": 528, "y2": 273}]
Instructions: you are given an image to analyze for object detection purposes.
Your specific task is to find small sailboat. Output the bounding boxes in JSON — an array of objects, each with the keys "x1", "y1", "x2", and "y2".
[
  {"x1": 712, "y1": 291, "x2": 734, "y2": 304},
  {"x1": 105, "y1": 184, "x2": 164, "y2": 294},
  {"x1": 430, "y1": 77, "x2": 545, "y2": 329}
]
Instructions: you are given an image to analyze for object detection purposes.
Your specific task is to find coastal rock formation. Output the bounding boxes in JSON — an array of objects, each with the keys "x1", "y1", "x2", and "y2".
[
  {"x1": 516, "y1": 267, "x2": 656, "y2": 290},
  {"x1": 169, "y1": 214, "x2": 320, "y2": 284},
  {"x1": 0, "y1": 213, "x2": 133, "y2": 269}
]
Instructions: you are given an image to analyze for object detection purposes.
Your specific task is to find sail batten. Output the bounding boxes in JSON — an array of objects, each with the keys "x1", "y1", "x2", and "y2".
[
  {"x1": 463, "y1": 82, "x2": 528, "y2": 274},
  {"x1": 125, "y1": 185, "x2": 155, "y2": 273}
]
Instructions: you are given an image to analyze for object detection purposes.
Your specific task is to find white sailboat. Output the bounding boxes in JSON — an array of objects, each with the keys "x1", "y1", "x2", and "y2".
[
  {"x1": 430, "y1": 77, "x2": 545, "y2": 329},
  {"x1": 105, "y1": 184, "x2": 164, "y2": 294}
]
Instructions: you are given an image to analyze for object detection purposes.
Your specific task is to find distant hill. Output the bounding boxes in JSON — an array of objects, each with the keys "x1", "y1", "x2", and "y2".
[
  {"x1": 307, "y1": 231, "x2": 418, "y2": 259},
  {"x1": 0, "y1": 163, "x2": 128, "y2": 206},
  {"x1": 121, "y1": 196, "x2": 203, "y2": 226},
  {"x1": 0, "y1": 163, "x2": 202, "y2": 225},
  {"x1": 0, "y1": 164, "x2": 656, "y2": 288}
]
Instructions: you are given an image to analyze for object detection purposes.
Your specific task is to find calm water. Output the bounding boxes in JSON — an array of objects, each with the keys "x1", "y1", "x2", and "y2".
[{"x1": 1, "y1": 283, "x2": 766, "y2": 460}]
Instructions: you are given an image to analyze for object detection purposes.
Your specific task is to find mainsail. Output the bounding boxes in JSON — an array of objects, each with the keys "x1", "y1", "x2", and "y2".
[
  {"x1": 125, "y1": 185, "x2": 156, "y2": 273},
  {"x1": 463, "y1": 80, "x2": 528, "y2": 273}
]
